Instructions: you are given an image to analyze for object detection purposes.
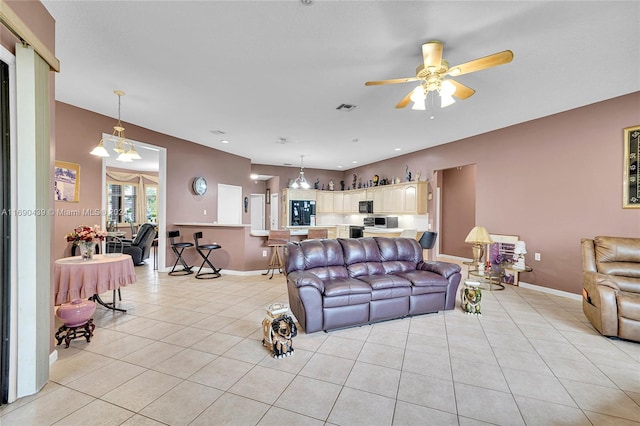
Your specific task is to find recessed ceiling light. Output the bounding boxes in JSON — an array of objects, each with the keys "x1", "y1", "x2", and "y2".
[
  {"x1": 352, "y1": 160, "x2": 358, "y2": 164},
  {"x1": 250, "y1": 174, "x2": 258, "y2": 179},
  {"x1": 338, "y1": 165, "x2": 343, "y2": 168},
  {"x1": 221, "y1": 140, "x2": 229, "y2": 144},
  {"x1": 394, "y1": 148, "x2": 401, "y2": 151}
]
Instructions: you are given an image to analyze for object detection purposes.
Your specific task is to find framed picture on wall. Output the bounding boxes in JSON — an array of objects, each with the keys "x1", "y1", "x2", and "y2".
[
  {"x1": 266, "y1": 188, "x2": 271, "y2": 204},
  {"x1": 54, "y1": 161, "x2": 80, "y2": 202},
  {"x1": 623, "y1": 125, "x2": 640, "y2": 208}
]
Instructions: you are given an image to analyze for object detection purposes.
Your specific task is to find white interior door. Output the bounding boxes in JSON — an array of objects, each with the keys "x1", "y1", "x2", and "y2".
[
  {"x1": 250, "y1": 194, "x2": 265, "y2": 230},
  {"x1": 218, "y1": 184, "x2": 242, "y2": 224},
  {"x1": 270, "y1": 193, "x2": 279, "y2": 230}
]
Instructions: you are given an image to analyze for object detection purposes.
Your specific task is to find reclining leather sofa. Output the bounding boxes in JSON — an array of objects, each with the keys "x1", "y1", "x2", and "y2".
[
  {"x1": 285, "y1": 237, "x2": 462, "y2": 333},
  {"x1": 582, "y1": 236, "x2": 640, "y2": 342}
]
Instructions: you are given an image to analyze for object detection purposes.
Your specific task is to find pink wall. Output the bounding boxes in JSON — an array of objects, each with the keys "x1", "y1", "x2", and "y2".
[
  {"x1": 54, "y1": 102, "x2": 257, "y2": 268},
  {"x1": 347, "y1": 92, "x2": 640, "y2": 294}
]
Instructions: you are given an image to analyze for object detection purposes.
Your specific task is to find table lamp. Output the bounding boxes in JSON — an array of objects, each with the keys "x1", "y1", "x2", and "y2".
[{"x1": 464, "y1": 226, "x2": 493, "y2": 270}]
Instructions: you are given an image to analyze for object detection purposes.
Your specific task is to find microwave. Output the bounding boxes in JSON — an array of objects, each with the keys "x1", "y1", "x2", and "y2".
[
  {"x1": 374, "y1": 216, "x2": 398, "y2": 228},
  {"x1": 358, "y1": 200, "x2": 374, "y2": 214}
]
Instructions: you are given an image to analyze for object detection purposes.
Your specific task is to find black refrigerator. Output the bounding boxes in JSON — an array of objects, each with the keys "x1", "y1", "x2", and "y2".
[{"x1": 290, "y1": 200, "x2": 316, "y2": 226}]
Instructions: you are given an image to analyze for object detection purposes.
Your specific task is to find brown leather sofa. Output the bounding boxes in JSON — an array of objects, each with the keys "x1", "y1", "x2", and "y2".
[
  {"x1": 285, "y1": 237, "x2": 461, "y2": 333},
  {"x1": 582, "y1": 236, "x2": 640, "y2": 342}
]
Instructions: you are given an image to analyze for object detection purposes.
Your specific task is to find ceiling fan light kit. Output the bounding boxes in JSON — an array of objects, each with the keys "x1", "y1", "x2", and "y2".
[
  {"x1": 90, "y1": 90, "x2": 142, "y2": 162},
  {"x1": 365, "y1": 40, "x2": 513, "y2": 111}
]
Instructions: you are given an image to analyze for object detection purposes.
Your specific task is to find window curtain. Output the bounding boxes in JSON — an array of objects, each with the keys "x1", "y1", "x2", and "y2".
[{"x1": 106, "y1": 170, "x2": 159, "y2": 225}]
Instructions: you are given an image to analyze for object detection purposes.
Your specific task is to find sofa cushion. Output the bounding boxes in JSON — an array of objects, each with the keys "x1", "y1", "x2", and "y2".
[
  {"x1": 340, "y1": 238, "x2": 386, "y2": 277},
  {"x1": 618, "y1": 291, "x2": 640, "y2": 322},
  {"x1": 357, "y1": 274, "x2": 411, "y2": 290},
  {"x1": 376, "y1": 237, "x2": 423, "y2": 274},
  {"x1": 323, "y1": 278, "x2": 372, "y2": 308},
  {"x1": 286, "y1": 239, "x2": 348, "y2": 280},
  {"x1": 370, "y1": 286, "x2": 412, "y2": 300},
  {"x1": 395, "y1": 270, "x2": 449, "y2": 287}
]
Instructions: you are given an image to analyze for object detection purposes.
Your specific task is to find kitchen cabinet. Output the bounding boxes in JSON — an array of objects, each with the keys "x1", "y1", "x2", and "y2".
[
  {"x1": 343, "y1": 189, "x2": 366, "y2": 213},
  {"x1": 333, "y1": 192, "x2": 344, "y2": 213},
  {"x1": 313, "y1": 181, "x2": 427, "y2": 215},
  {"x1": 316, "y1": 191, "x2": 333, "y2": 213},
  {"x1": 336, "y1": 225, "x2": 350, "y2": 238}
]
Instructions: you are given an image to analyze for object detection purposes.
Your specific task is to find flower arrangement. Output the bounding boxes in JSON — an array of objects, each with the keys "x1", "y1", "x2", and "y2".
[{"x1": 65, "y1": 225, "x2": 107, "y2": 244}]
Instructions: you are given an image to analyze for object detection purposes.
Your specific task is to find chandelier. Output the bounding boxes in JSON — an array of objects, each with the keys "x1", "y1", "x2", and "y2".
[
  {"x1": 90, "y1": 90, "x2": 141, "y2": 162},
  {"x1": 290, "y1": 155, "x2": 310, "y2": 189}
]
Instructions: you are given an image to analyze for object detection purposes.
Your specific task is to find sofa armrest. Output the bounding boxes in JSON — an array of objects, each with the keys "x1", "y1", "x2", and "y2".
[
  {"x1": 419, "y1": 261, "x2": 461, "y2": 279},
  {"x1": 286, "y1": 270, "x2": 325, "y2": 293}
]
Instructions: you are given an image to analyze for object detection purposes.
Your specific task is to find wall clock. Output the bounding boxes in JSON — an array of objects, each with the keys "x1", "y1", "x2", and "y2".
[{"x1": 192, "y1": 176, "x2": 207, "y2": 195}]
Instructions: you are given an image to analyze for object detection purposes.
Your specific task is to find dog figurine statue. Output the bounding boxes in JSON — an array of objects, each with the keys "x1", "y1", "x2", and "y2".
[
  {"x1": 462, "y1": 281, "x2": 482, "y2": 315},
  {"x1": 269, "y1": 315, "x2": 297, "y2": 358}
]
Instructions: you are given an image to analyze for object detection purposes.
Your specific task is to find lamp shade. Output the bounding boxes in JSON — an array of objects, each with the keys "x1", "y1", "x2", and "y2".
[{"x1": 464, "y1": 226, "x2": 493, "y2": 244}]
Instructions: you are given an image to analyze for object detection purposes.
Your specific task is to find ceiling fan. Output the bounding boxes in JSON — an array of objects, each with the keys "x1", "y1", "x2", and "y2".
[{"x1": 365, "y1": 41, "x2": 513, "y2": 109}]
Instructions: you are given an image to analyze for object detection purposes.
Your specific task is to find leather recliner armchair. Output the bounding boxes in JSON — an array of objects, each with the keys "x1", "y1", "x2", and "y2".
[
  {"x1": 117, "y1": 222, "x2": 156, "y2": 265},
  {"x1": 582, "y1": 236, "x2": 640, "y2": 342}
]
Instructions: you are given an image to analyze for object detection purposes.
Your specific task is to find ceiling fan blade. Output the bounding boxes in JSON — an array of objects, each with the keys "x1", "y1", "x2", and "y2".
[
  {"x1": 448, "y1": 79, "x2": 475, "y2": 99},
  {"x1": 447, "y1": 50, "x2": 513, "y2": 76},
  {"x1": 422, "y1": 41, "x2": 443, "y2": 69},
  {"x1": 365, "y1": 77, "x2": 418, "y2": 86},
  {"x1": 395, "y1": 90, "x2": 413, "y2": 108}
]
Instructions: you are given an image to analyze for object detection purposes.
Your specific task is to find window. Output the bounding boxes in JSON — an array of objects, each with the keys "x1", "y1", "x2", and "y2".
[
  {"x1": 145, "y1": 185, "x2": 157, "y2": 223},
  {"x1": 107, "y1": 183, "x2": 137, "y2": 224}
]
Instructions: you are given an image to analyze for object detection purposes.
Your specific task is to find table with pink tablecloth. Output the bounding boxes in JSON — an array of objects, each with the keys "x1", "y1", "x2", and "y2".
[{"x1": 54, "y1": 254, "x2": 137, "y2": 306}]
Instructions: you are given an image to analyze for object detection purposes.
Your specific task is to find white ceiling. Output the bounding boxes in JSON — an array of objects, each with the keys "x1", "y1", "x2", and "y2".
[{"x1": 43, "y1": 1, "x2": 640, "y2": 171}]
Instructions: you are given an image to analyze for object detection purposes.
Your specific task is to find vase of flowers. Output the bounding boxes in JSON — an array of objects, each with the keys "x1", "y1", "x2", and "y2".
[{"x1": 66, "y1": 225, "x2": 107, "y2": 261}]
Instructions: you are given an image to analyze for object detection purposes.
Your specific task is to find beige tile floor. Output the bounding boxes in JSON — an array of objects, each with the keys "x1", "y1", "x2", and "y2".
[{"x1": 2, "y1": 263, "x2": 640, "y2": 425}]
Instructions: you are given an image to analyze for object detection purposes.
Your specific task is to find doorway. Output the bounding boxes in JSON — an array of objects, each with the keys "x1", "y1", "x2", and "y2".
[
  {"x1": 101, "y1": 138, "x2": 167, "y2": 270},
  {"x1": 250, "y1": 194, "x2": 265, "y2": 230},
  {"x1": 439, "y1": 164, "x2": 476, "y2": 258},
  {"x1": 270, "y1": 193, "x2": 279, "y2": 230}
]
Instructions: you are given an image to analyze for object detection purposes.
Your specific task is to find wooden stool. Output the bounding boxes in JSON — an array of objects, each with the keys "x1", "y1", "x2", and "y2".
[{"x1": 263, "y1": 230, "x2": 290, "y2": 279}]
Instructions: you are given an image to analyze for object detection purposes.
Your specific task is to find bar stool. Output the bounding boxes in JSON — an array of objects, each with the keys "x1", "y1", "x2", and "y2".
[
  {"x1": 262, "y1": 230, "x2": 290, "y2": 279},
  {"x1": 307, "y1": 228, "x2": 328, "y2": 239},
  {"x1": 193, "y1": 232, "x2": 222, "y2": 279},
  {"x1": 168, "y1": 230, "x2": 193, "y2": 276}
]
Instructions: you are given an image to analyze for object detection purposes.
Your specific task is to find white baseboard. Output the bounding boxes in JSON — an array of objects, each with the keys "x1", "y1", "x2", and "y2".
[
  {"x1": 518, "y1": 281, "x2": 582, "y2": 301},
  {"x1": 49, "y1": 349, "x2": 58, "y2": 365}
]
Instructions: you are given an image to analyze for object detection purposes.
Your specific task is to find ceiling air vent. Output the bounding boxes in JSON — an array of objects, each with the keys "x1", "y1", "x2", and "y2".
[
  {"x1": 209, "y1": 130, "x2": 226, "y2": 135},
  {"x1": 336, "y1": 104, "x2": 356, "y2": 111}
]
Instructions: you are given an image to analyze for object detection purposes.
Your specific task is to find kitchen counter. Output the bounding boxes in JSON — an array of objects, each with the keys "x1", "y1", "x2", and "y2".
[
  {"x1": 174, "y1": 222, "x2": 250, "y2": 227},
  {"x1": 250, "y1": 229, "x2": 309, "y2": 237}
]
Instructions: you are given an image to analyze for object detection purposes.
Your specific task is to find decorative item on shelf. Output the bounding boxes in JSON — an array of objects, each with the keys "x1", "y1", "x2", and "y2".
[
  {"x1": 290, "y1": 155, "x2": 310, "y2": 189},
  {"x1": 244, "y1": 196, "x2": 248, "y2": 213},
  {"x1": 405, "y1": 165, "x2": 412, "y2": 182},
  {"x1": 314, "y1": 178, "x2": 319, "y2": 189},
  {"x1": 328, "y1": 180, "x2": 334, "y2": 191},
  {"x1": 394, "y1": 177, "x2": 401, "y2": 184},
  {"x1": 461, "y1": 281, "x2": 482, "y2": 315},
  {"x1": 512, "y1": 240, "x2": 527, "y2": 270},
  {"x1": 261, "y1": 302, "x2": 297, "y2": 359},
  {"x1": 66, "y1": 225, "x2": 107, "y2": 261},
  {"x1": 352, "y1": 173, "x2": 357, "y2": 189},
  {"x1": 89, "y1": 90, "x2": 142, "y2": 162},
  {"x1": 373, "y1": 175, "x2": 379, "y2": 186},
  {"x1": 464, "y1": 226, "x2": 493, "y2": 274},
  {"x1": 415, "y1": 170, "x2": 421, "y2": 181},
  {"x1": 340, "y1": 180, "x2": 345, "y2": 191}
]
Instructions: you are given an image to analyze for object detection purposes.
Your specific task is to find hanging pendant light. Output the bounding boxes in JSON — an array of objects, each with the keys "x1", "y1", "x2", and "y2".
[
  {"x1": 290, "y1": 155, "x2": 310, "y2": 189},
  {"x1": 90, "y1": 90, "x2": 141, "y2": 161}
]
